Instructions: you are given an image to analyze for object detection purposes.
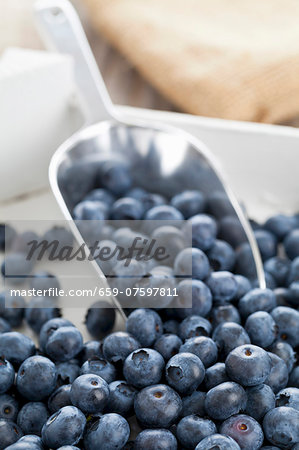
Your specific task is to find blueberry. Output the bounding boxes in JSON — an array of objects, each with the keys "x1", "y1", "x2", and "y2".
[
  {"x1": 70, "y1": 374, "x2": 109, "y2": 413},
  {"x1": 205, "y1": 382, "x2": 247, "y2": 421},
  {"x1": 211, "y1": 304, "x2": 241, "y2": 328},
  {"x1": 276, "y1": 387, "x2": 299, "y2": 411},
  {"x1": 177, "y1": 414, "x2": 216, "y2": 449},
  {"x1": 0, "y1": 419, "x2": 23, "y2": 449},
  {"x1": 284, "y1": 228, "x2": 299, "y2": 260},
  {"x1": 123, "y1": 348, "x2": 164, "y2": 388},
  {"x1": 42, "y1": 226, "x2": 74, "y2": 254},
  {"x1": 127, "y1": 188, "x2": 166, "y2": 212},
  {"x1": 11, "y1": 231, "x2": 39, "y2": 255},
  {"x1": 238, "y1": 288, "x2": 277, "y2": 318},
  {"x1": 109, "y1": 259, "x2": 147, "y2": 303},
  {"x1": 263, "y1": 406, "x2": 299, "y2": 448},
  {"x1": 212, "y1": 322, "x2": 250, "y2": 356},
  {"x1": 112, "y1": 226, "x2": 147, "y2": 250},
  {"x1": 0, "y1": 394, "x2": 18, "y2": 421},
  {"x1": 176, "y1": 247, "x2": 210, "y2": 280},
  {"x1": 135, "y1": 264, "x2": 176, "y2": 309},
  {"x1": 171, "y1": 190, "x2": 205, "y2": 219},
  {"x1": 234, "y1": 275, "x2": 252, "y2": 300},
  {"x1": 289, "y1": 281, "x2": 299, "y2": 306},
  {"x1": 106, "y1": 380, "x2": 137, "y2": 416},
  {"x1": 59, "y1": 159, "x2": 99, "y2": 207},
  {"x1": 186, "y1": 214, "x2": 217, "y2": 251},
  {"x1": 274, "y1": 287, "x2": 292, "y2": 307},
  {"x1": 96, "y1": 159, "x2": 132, "y2": 195},
  {"x1": 5, "y1": 434, "x2": 43, "y2": 449},
  {"x1": 85, "y1": 301, "x2": 116, "y2": 340},
  {"x1": 126, "y1": 187, "x2": 148, "y2": 199},
  {"x1": 48, "y1": 385, "x2": 72, "y2": 413},
  {"x1": 76, "y1": 219, "x2": 109, "y2": 247},
  {"x1": 225, "y1": 344, "x2": 271, "y2": 386},
  {"x1": 166, "y1": 352, "x2": 205, "y2": 395},
  {"x1": 98, "y1": 225, "x2": 119, "y2": 240},
  {"x1": 152, "y1": 225, "x2": 188, "y2": 266},
  {"x1": 287, "y1": 256, "x2": 299, "y2": 285},
  {"x1": 145, "y1": 225, "x2": 185, "y2": 252},
  {"x1": 143, "y1": 193, "x2": 168, "y2": 212},
  {"x1": 17, "y1": 402, "x2": 49, "y2": 436},
  {"x1": 0, "y1": 223, "x2": 16, "y2": 251},
  {"x1": 41, "y1": 406, "x2": 86, "y2": 448},
  {"x1": 264, "y1": 257, "x2": 290, "y2": 287},
  {"x1": 110, "y1": 197, "x2": 144, "y2": 220},
  {"x1": 73, "y1": 199, "x2": 107, "y2": 220},
  {"x1": 245, "y1": 311, "x2": 277, "y2": 347},
  {"x1": 0, "y1": 356, "x2": 14, "y2": 393},
  {"x1": 17, "y1": 356, "x2": 57, "y2": 400},
  {"x1": 269, "y1": 341, "x2": 296, "y2": 373},
  {"x1": 289, "y1": 366, "x2": 299, "y2": 389},
  {"x1": 53, "y1": 362, "x2": 77, "y2": 387},
  {"x1": 0, "y1": 332, "x2": 35, "y2": 366},
  {"x1": 163, "y1": 320, "x2": 180, "y2": 335},
  {"x1": 256, "y1": 270, "x2": 275, "y2": 290},
  {"x1": 207, "y1": 191, "x2": 235, "y2": 218},
  {"x1": 179, "y1": 315, "x2": 212, "y2": 340},
  {"x1": 235, "y1": 243, "x2": 257, "y2": 279},
  {"x1": 176, "y1": 279, "x2": 212, "y2": 318},
  {"x1": 218, "y1": 216, "x2": 247, "y2": 248},
  {"x1": 39, "y1": 318, "x2": 74, "y2": 353},
  {"x1": 0, "y1": 317, "x2": 10, "y2": 333},
  {"x1": 204, "y1": 362, "x2": 229, "y2": 390},
  {"x1": 135, "y1": 428, "x2": 178, "y2": 450},
  {"x1": 0, "y1": 291, "x2": 25, "y2": 327},
  {"x1": 257, "y1": 273, "x2": 278, "y2": 293},
  {"x1": 195, "y1": 433, "x2": 241, "y2": 450},
  {"x1": 25, "y1": 298, "x2": 61, "y2": 334},
  {"x1": 1, "y1": 253, "x2": 34, "y2": 284},
  {"x1": 84, "y1": 413, "x2": 130, "y2": 450},
  {"x1": 79, "y1": 340, "x2": 103, "y2": 363},
  {"x1": 126, "y1": 309, "x2": 162, "y2": 347},
  {"x1": 84, "y1": 188, "x2": 115, "y2": 206},
  {"x1": 206, "y1": 271, "x2": 237, "y2": 303},
  {"x1": 134, "y1": 384, "x2": 182, "y2": 428},
  {"x1": 102, "y1": 331, "x2": 140, "y2": 363},
  {"x1": 220, "y1": 414, "x2": 264, "y2": 450},
  {"x1": 80, "y1": 357, "x2": 116, "y2": 383},
  {"x1": 145, "y1": 205, "x2": 184, "y2": 221},
  {"x1": 46, "y1": 326, "x2": 83, "y2": 362},
  {"x1": 180, "y1": 336, "x2": 218, "y2": 368},
  {"x1": 245, "y1": 384, "x2": 275, "y2": 421},
  {"x1": 207, "y1": 239, "x2": 235, "y2": 271},
  {"x1": 271, "y1": 306, "x2": 299, "y2": 347},
  {"x1": 180, "y1": 390, "x2": 206, "y2": 417},
  {"x1": 264, "y1": 214, "x2": 297, "y2": 240},
  {"x1": 254, "y1": 229, "x2": 277, "y2": 261},
  {"x1": 154, "y1": 334, "x2": 182, "y2": 360},
  {"x1": 265, "y1": 352, "x2": 289, "y2": 394}
]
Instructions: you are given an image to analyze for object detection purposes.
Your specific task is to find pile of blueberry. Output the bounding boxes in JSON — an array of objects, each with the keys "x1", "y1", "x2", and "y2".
[{"x1": 0, "y1": 160, "x2": 299, "y2": 449}]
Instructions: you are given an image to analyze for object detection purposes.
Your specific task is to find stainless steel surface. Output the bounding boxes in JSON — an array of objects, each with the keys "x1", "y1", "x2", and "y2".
[{"x1": 35, "y1": 0, "x2": 265, "y2": 321}]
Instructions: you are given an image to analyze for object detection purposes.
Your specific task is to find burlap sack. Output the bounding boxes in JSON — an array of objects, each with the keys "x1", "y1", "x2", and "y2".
[{"x1": 83, "y1": 0, "x2": 299, "y2": 123}]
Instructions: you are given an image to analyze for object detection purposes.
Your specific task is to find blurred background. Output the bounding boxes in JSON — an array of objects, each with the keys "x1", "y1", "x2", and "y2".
[
  {"x1": 1, "y1": 0, "x2": 299, "y2": 204},
  {"x1": 1, "y1": 0, "x2": 299, "y2": 126}
]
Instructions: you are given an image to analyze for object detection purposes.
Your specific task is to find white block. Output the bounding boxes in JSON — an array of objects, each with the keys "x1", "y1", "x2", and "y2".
[{"x1": 0, "y1": 48, "x2": 83, "y2": 202}]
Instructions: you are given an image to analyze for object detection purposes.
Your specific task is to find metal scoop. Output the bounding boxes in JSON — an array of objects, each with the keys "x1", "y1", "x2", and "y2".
[{"x1": 35, "y1": 0, "x2": 265, "y2": 320}]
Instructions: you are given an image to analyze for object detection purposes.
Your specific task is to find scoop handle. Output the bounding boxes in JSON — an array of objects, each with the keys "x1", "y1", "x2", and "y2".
[{"x1": 35, "y1": 0, "x2": 115, "y2": 124}]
